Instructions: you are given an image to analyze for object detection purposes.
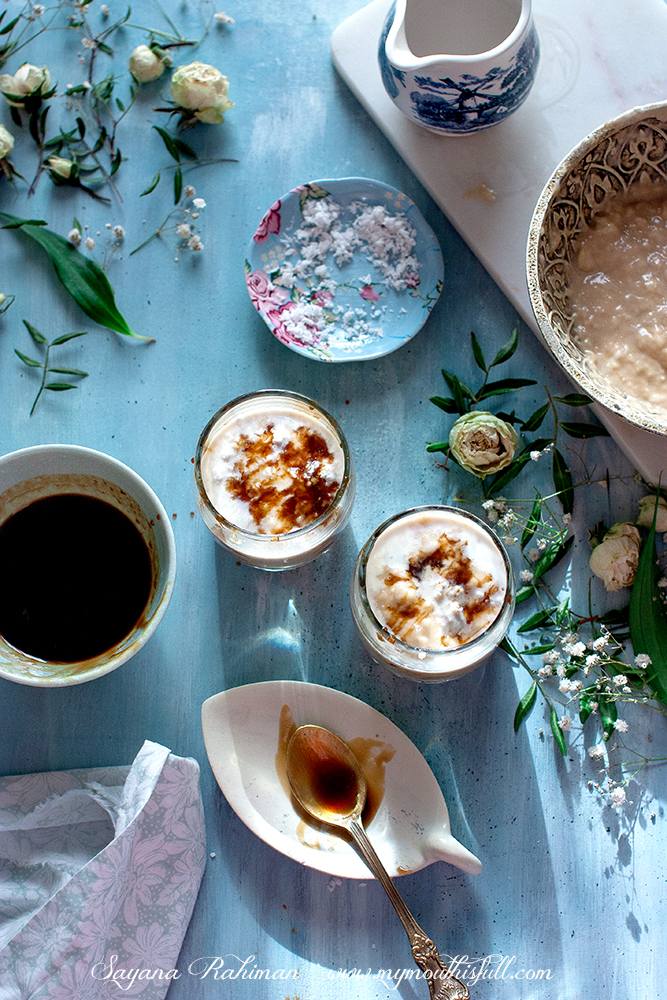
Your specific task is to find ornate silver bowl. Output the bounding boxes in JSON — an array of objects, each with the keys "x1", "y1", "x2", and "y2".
[{"x1": 527, "y1": 102, "x2": 667, "y2": 437}]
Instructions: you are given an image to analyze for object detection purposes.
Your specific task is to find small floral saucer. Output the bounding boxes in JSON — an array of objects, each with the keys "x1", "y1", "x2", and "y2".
[{"x1": 245, "y1": 177, "x2": 444, "y2": 362}]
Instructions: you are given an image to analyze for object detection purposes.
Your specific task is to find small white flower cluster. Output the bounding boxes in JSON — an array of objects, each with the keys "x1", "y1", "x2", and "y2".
[{"x1": 173, "y1": 187, "x2": 206, "y2": 257}]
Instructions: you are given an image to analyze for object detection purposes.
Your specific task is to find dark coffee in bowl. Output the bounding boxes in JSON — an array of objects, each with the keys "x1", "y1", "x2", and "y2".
[{"x1": 0, "y1": 493, "x2": 152, "y2": 663}]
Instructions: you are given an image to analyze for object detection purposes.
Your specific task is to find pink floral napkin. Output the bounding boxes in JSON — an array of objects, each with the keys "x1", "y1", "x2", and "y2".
[{"x1": 0, "y1": 741, "x2": 206, "y2": 998}]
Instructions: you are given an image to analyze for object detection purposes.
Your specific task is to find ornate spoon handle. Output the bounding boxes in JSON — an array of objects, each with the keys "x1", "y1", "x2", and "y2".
[{"x1": 349, "y1": 818, "x2": 469, "y2": 1000}]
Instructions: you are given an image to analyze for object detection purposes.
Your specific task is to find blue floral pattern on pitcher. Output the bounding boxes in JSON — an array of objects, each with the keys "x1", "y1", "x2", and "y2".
[{"x1": 379, "y1": 0, "x2": 539, "y2": 135}]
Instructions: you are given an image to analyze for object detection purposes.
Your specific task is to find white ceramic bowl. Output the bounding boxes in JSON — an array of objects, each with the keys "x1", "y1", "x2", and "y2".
[
  {"x1": 527, "y1": 101, "x2": 667, "y2": 438},
  {"x1": 0, "y1": 444, "x2": 176, "y2": 687}
]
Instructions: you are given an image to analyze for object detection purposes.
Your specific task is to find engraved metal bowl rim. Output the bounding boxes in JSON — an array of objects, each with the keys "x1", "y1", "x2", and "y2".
[{"x1": 526, "y1": 100, "x2": 667, "y2": 439}]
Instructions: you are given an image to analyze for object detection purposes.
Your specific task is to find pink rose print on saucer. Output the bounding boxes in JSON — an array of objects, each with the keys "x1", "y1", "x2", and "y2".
[
  {"x1": 254, "y1": 200, "x2": 281, "y2": 242},
  {"x1": 360, "y1": 284, "x2": 380, "y2": 302},
  {"x1": 246, "y1": 270, "x2": 289, "y2": 312}
]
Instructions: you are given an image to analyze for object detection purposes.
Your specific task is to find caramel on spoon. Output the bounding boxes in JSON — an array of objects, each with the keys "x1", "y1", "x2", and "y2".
[{"x1": 285, "y1": 724, "x2": 470, "y2": 1000}]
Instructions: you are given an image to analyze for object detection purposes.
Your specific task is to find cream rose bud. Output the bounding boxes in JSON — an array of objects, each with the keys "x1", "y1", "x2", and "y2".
[
  {"x1": 0, "y1": 293, "x2": 6, "y2": 307},
  {"x1": 589, "y1": 522, "x2": 641, "y2": 591},
  {"x1": 0, "y1": 63, "x2": 51, "y2": 103},
  {"x1": 129, "y1": 45, "x2": 165, "y2": 83},
  {"x1": 170, "y1": 61, "x2": 233, "y2": 123},
  {"x1": 636, "y1": 494, "x2": 667, "y2": 532},
  {"x1": 46, "y1": 155, "x2": 74, "y2": 179},
  {"x1": 0, "y1": 124, "x2": 14, "y2": 159},
  {"x1": 448, "y1": 410, "x2": 518, "y2": 479}
]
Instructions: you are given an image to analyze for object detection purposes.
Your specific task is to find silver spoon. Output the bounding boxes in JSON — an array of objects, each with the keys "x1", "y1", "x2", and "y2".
[{"x1": 285, "y1": 724, "x2": 470, "y2": 1000}]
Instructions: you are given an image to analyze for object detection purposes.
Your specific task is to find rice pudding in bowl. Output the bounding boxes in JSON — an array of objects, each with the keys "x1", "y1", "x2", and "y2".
[
  {"x1": 194, "y1": 390, "x2": 355, "y2": 570},
  {"x1": 527, "y1": 101, "x2": 667, "y2": 437},
  {"x1": 350, "y1": 506, "x2": 515, "y2": 681}
]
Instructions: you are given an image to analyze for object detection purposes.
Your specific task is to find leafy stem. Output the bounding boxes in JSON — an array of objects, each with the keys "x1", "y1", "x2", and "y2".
[{"x1": 15, "y1": 321, "x2": 88, "y2": 415}]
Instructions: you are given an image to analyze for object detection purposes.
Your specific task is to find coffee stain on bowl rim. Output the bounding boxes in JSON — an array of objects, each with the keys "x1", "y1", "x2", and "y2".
[{"x1": 276, "y1": 703, "x2": 396, "y2": 850}]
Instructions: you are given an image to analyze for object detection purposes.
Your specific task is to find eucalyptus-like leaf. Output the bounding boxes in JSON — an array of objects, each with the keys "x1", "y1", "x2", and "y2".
[
  {"x1": 45, "y1": 382, "x2": 77, "y2": 392},
  {"x1": 470, "y1": 331, "x2": 486, "y2": 372},
  {"x1": 518, "y1": 643, "x2": 557, "y2": 656},
  {"x1": 521, "y1": 495, "x2": 542, "y2": 549},
  {"x1": 516, "y1": 605, "x2": 557, "y2": 634},
  {"x1": 552, "y1": 448, "x2": 574, "y2": 513},
  {"x1": 0, "y1": 213, "x2": 150, "y2": 341},
  {"x1": 110, "y1": 149, "x2": 122, "y2": 177},
  {"x1": 426, "y1": 441, "x2": 450, "y2": 454},
  {"x1": 559, "y1": 421, "x2": 610, "y2": 439},
  {"x1": 23, "y1": 320, "x2": 47, "y2": 344},
  {"x1": 549, "y1": 705, "x2": 567, "y2": 755},
  {"x1": 48, "y1": 366, "x2": 89, "y2": 377},
  {"x1": 51, "y1": 330, "x2": 87, "y2": 345},
  {"x1": 15, "y1": 350, "x2": 42, "y2": 368},
  {"x1": 0, "y1": 14, "x2": 20, "y2": 33},
  {"x1": 513, "y1": 680, "x2": 537, "y2": 732},
  {"x1": 491, "y1": 327, "x2": 519, "y2": 367},
  {"x1": 554, "y1": 392, "x2": 592, "y2": 406},
  {"x1": 532, "y1": 535, "x2": 574, "y2": 584},
  {"x1": 521, "y1": 402, "x2": 549, "y2": 432},
  {"x1": 599, "y1": 694, "x2": 617, "y2": 740},
  {"x1": 515, "y1": 584, "x2": 536, "y2": 605},
  {"x1": 476, "y1": 377, "x2": 537, "y2": 400},
  {"x1": 429, "y1": 395, "x2": 459, "y2": 414},
  {"x1": 629, "y1": 493, "x2": 667, "y2": 704},
  {"x1": 441, "y1": 369, "x2": 474, "y2": 412},
  {"x1": 141, "y1": 172, "x2": 161, "y2": 196},
  {"x1": 154, "y1": 125, "x2": 181, "y2": 162},
  {"x1": 174, "y1": 165, "x2": 183, "y2": 204},
  {"x1": 579, "y1": 686, "x2": 596, "y2": 724},
  {"x1": 487, "y1": 450, "x2": 534, "y2": 495}
]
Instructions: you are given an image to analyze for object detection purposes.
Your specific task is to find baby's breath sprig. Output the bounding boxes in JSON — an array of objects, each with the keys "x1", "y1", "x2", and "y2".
[
  {"x1": 130, "y1": 182, "x2": 208, "y2": 257},
  {"x1": 15, "y1": 319, "x2": 88, "y2": 415}
]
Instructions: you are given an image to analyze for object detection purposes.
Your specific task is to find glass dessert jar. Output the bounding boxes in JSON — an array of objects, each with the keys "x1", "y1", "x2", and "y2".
[
  {"x1": 194, "y1": 390, "x2": 355, "y2": 570},
  {"x1": 350, "y1": 505, "x2": 515, "y2": 680}
]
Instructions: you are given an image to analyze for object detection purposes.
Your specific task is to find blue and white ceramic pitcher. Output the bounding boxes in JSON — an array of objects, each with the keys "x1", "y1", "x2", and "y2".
[{"x1": 379, "y1": 0, "x2": 539, "y2": 135}]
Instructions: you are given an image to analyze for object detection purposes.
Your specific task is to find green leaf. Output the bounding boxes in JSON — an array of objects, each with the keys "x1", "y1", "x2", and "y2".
[
  {"x1": 14, "y1": 350, "x2": 42, "y2": 368},
  {"x1": 0, "y1": 214, "x2": 150, "y2": 341},
  {"x1": 521, "y1": 402, "x2": 550, "y2": 432},
  {"x1": 51, "y1": 330, "x2": 87, "y2": 345},
  {"x1": 579, "y1": 687, "x2": 596, "y2": 725},
  {"x1": 549, "y1": 705, "x2": 567, "y2": 755},
  {"x1": 559, "y1": 421, "x2": 610, "y2": 439},
  {"x1": 518, "y1": 643, "x2": 557, "y2": 655},
  {"x1": 470, "y1": 331, "x2": 486, "y2": 372},
  {"x1": 0, "y1": 15, "x2": 20, "y2": 34},
  {"x1": 441, "y1": 369, "x2": 474, "y2": 412},
  {"x1": 48, "y1": 366, "x2": 88, "y2": 377},
  {"x1": 554, "y1": 392, "x2": 592, "y2": 406},
  {"x1": 521, "y1": 495, "x2": 542, "y2": 549},
  {"x1": 45, "y1": 382, "x2": 77, "y2": 392},
  {"x1": 429, "y1": 395, "x2": 459, "y2": 414},
  {"x1": 599, "y1": 695, "x2": 618, "y2": 740},
  {"x1": 491, "y1": 327, "x2": 518, "y2": 367},
  {"x1": 515, "y1": 585, "x2": 536, "y2": 605},
  {"x1": 426, "y1": 441, "x2": 450, "y2": 454},
  {"x1": 174, "y1": 165, "x2": 182, "y2": 204},
  {"x1": 153, "y1": 125, "x2": 181, "y2": 162},
  {"x1": 23, "y1": 320, "x2": 47, "y2": 344},
  {"x1": 476, "y1": 377, "x2": 537, "y2": 400},
  {"x1": 516, "y1": 605, "x2": 557, "y2": 633},
  {"x1": 110, "y1": 149, "x2": 122, "y2": 176},
  {"x1": 174, "y1": 137, "x2": 198, "y2": 159},
  {"x1": 141, "y1": 172, "x2": 161, "y2": 196},
  {"x1": 514, "y1": 680, "x2": 537, "y2": 732},
  {"x1": 552, "y1": 448, "x2": 574, "y2": 514},
  {"x1": 629, "y1": 493, "x2": 667, "y2": 705},
  {"x1": 487, "y1": 453, "x2": 532, "y2": 495},
  {"x1": 532, "y1": 534, "x2": 573, "y2": 584}
]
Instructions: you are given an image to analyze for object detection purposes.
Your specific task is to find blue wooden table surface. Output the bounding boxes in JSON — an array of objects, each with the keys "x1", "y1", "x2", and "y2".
[{"x1": 0, "y1": 2, "x2": 665, "y2": 998}]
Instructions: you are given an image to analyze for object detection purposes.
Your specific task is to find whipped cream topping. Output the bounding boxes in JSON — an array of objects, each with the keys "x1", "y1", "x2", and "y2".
[{"x1": 365, "y1": 510, "x2": 507, "y2": 650}]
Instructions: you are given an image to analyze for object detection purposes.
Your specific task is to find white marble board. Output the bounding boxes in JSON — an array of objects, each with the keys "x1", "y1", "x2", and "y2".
[{"x1": 331, "y1": 0, "x2": 667, "y2": 481}]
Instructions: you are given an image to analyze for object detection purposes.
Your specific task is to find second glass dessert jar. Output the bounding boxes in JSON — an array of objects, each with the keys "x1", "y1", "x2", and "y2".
[{"x1": 350, "y1": 505, "x2": 515, "y2": 680}]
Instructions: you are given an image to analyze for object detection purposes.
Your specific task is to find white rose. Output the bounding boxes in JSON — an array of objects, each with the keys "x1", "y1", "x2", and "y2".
[
  {"x1": 170, "y1": 61, "x2": 233, "y2": 123},
  {"x1": 589, "y1": 522, "x2": 641, "y2": 591},
  {"x1": 0, "y1": 63, "x2": 51, "y2": 103},
  {"x1": 0, "y1": 123, "x2": 14, "y2": 159},
  {"x1": 46, "y1": 155, "x2": 74, "y2": 179},
  {"x1": 636, "y1": 494, "x2": 667, "y2": 532},
  {"x1": 448, "y1": 410, "x2": 518, "y2": 479},
  {"x1": 129, "y1": 45, "x2": 166, "y2": 83}
]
